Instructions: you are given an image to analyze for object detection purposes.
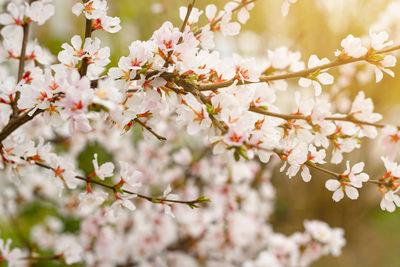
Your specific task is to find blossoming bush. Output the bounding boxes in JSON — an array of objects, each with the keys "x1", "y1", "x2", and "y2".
[{"x1": 0, "y1": 0, "x2": 399, "y2": 266}]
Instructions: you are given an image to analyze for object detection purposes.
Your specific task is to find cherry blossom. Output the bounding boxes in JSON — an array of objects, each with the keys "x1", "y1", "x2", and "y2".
[
  {"x1": 91, "y1": 153, "x2": 114, "y2": 180},
  {"x1": 325, "y1": 161, "x2": 369, "y2": 202},
  {"x1": 298, "y1": 55, "x2": 334, "y2": 96}
]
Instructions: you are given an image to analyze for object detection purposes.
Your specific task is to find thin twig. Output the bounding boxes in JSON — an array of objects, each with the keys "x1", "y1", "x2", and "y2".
[
  {"x1": 134, "y1": 118, "x2": 166, "y2": 141},
  {"x1": 250, "y1": 144, "x2": 387, "y2": 186},
  {"x1": 163, "y1": 0, "x2": 196, "y2": 68},
  {"x1": 249, "y1": 106, "x2": 393, "y2": 129},
  {"x1": 33, "y1": 161, "x2": 207, "y2": 206},
  {"x1": 79, "y1": 17, "x2": 93, "y2": 77},
  {"x1": 198, "y1": 45, "x2": 400, "y2": 91},
  {"x1": 0, "y1": 109, "x2": 43, "y2": 145},
  {"x1": 11, "y1": 21, "x2": 31, "y2": 118}
]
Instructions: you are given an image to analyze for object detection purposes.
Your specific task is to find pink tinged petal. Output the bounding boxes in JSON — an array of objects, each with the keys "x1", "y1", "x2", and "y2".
[
  {"x1": 317, "y1": 72, "x2": 334, "y2": 85},
  {"x1": 72, "y1": 3, "x2": 84, "y2": 16},
  {"x1": 221, "y1": 21, "x2": 240, "y2": 36},
  {"x1": 100, "y1": 162, "x2": 114, "y2": 178},
  {"x1": 237, "y1": 8, "x2": 250, "y2": 24},
  {"x1": 380, "y1": 197, "x2": 395, "y2": 212},
  {"x1": 164, "y1": 205, "x2": 175, "y2": 218},
  {"x1": 345, "y1": 186, "x2": 359, "y2": 200},
  {"x1": 179, "y1": 6, "x2": 188, "y2": 21},
  {"x1": 71, "y1": 35, "x2": 82, "y2": 50},
  {"x1": 205, "y1": 4, "x2": 217, "y2": 21},
  {"x1": 325, "y1": 179, "x2": 340, "y2": 191},
  {"x1": 312, "y1": 81, "x2": 322, "y2": 96},
  {"x1": 123, "y1": 200, "x2": 136, "y2": 211},
  {"x1": 382, "y1": 55, "x2": 396, "y2": 67},
  {"x1": 308, "y1": 55, "x2": 319, "y2": 68},
  {"x1": 301, "y1": 166, "x2": 312, "y2": 182},
  {"x1": 298, "y1": 77, "x2": 312, "y2": 87},
  {"x1": 163, "y1": 184, "x2": 172, "y2": 197},
  {"x1": 332, "y1": 188, "x2": 344, "y2": 202},
  {"x1": 0, "y1": 14, "x2": 13, "y2": 25},
  {"x1": 382, "y1": 68, "x2": 395, "y2": 78},
  {"x1": 258, "y1": 150, "x2": 272, "y2": 163},
  {"x1": 280, "y1": 161, "x2": 287, "y2": 172},
  {"x1": 374, "y1": 67, "x2": 383, "y2": 83},
  {"x1": 352, "y1": 162, "x2": 364, "y2": 174},
  {"x1": 108, "y1": 67, "x2": 125, "y2": 79}
]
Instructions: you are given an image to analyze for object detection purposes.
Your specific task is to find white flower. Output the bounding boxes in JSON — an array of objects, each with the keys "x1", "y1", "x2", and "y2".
[
  {"x1": 179, "y1": 7, "x2": 203, "y2": 26},
  {"x1": 79, "y1": 190, "x2": 108, "y2": 215},
  {"x1": 0, "y1": 238, "x2": 26, "y2": 266},
  {"x1": 369, "y1": 30, "x2": 393, "y2": 51},
  {"x1": 325, "y1": 179, "x2": 358, "y2": 202},
  {"x1": 339, "y1": 34, "x2": 368, "y2": 58},
  {"x1": 26, "y1": 0, "x2": 55, "y2": 25},
  {"x1": 176, "y1": 94, "x2": 212, "y2": 135},
  {"x1": 349, "y1": 91, "x2": 382, "y2": 138},
  {"x1": 298, "y1": 55, "x2": 334, "y2": 96},
  {"x1": 380, "y1": 190, "x2": 400, "y2": 212},
  {"x1": 54, "y1": 235, "x2": 83, "y2": 265},
  {"x1": 325, "y1": 161, "x2": 368, "y2": 202},
  {"x1": 72, "y1": 0, "x2": 107, "y2": 20},
  {"x1": 380, "y1": 125, "x2": 400, "y2": 160},
  {"x1": 162, "y1": 184, "x2": 179, "y2": 218},
  {"x1": 119, "y1": 161, "x2": 142, "y2": 192},
  {"x1": 92, "y1": 153, "x2": 114, "y2": 180}
]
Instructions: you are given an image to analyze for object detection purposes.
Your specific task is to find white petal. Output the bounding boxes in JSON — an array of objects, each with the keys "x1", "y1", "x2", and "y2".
[
  {"x1": 237, "y1": 8, "x2": 250, "y2": 24},
  {"x1": 298, "y1": 77, "x2": 311, "y2": 87},
  {"x1": 352, "y1": 162, "x2": 364, "y2": 173},
  {"x1": 205, "y1": 4, "x2": 217, "y2": 20},
  {"x1": 345, "y1": 186, "x2": 359, "y2": 200},
  {"x1": 71, "y1": 3, "x2": 84, "y2": 16},
  {"x1": 325, "y1": 179, "x2": 340, "y2": 191},
  {"x1": 332, "y1": 189, "x2": 344, "y2": 202},
  {"x1": 123, "y1": 200, "x2": 136, "y2": 211},
  {"x1": 301, "y1": 167, "x2": 312, "y2": 182},
  {"x1": 374, "y1": 67, "x2": 383, "y2": 83},
  {"x1": 312, "y1": 81, "x2": 322, "y2": 96},
  {"x1": 318, "y1": 72, "x2": 334, "y2": 85}
]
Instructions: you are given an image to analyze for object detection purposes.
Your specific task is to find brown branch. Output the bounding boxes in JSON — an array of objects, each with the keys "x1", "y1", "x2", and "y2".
[
  {"x1": 174, "y1": 77, "x2": 228, "y2": 134},
  {"x1": 198, "y1": 44, "x2": 400, "y2": 91},
  {"x1": 250, "y1": 144, "x2": 388, "y2": 186},
  {"x1": 33, "y1": 161, "x2": 209, "y2": 207},
  {"x1": 79, "y1": 18, "x2": 93, "y2": 77},
  {"x1": 180, "y1": 0, "x2": 196, "y2": 33},
  {"x1": 162, "y1": 0, "x2": 196, "y2": 69},
  {"x1": 249, "y1": 106, "x2": 392, "y2": 129},
  {"x1": 21, "y1": 254, "x2": 63, "y2": 262},
  {"x1": 0, "y1": 109, "x2": 43, "y2": 145},
  {"x1": 11, "y1": 21, "x2": 31, "y2": 118},
  {"x1": 133, "y1": 118, "x2": 166, "y2": 141}
]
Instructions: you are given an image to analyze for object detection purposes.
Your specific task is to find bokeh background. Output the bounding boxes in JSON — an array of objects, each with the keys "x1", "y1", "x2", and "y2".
[{"x1": 2, "y1": 0, "x2": 400, "y2": 266}]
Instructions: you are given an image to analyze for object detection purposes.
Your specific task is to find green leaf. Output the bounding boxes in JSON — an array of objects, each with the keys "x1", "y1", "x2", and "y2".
[
  {"x1": 196, "y1": 196, "x2": 211, "y2": 203},
  {"x1": 206, "y1": 103, "x2": 218, "y2": 115}
]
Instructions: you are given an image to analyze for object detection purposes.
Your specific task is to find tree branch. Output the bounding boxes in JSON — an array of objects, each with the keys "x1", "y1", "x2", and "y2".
[
  {"x1": 79, "y1": 17, "x2": 93, "y2": 77},
  {"x1": 133, "y1": 118, "x2": 166, "y2": 141},
  {"x1": 249, "y1": 106, "x2": 393, "y2": 129},
  {"x1": 11, "y1": 20, "x2": 31, "y2": 118},
  {"x1": 33, "y1": 161, "x2": 209, "y2": 207},
  {"x1": 198, "y1": 44, "x2": 400, "y2": 91}
]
